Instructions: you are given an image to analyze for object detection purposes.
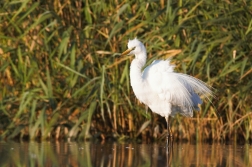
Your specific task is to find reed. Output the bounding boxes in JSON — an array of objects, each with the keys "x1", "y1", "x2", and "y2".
[{"x1": 0, "y1": 0, "x2": 251, "y2": 142}]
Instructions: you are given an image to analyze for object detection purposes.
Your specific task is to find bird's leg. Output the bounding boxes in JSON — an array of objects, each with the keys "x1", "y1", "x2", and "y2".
[
  {"x1": 145, "y1": 105, "x2": 148, "y2": 115},
  {"x1": 165, "y1": 117, "x2": 169, "y2": 146},
  {"x1": 165, "y1": 117, "x2": 173, "y2": 148}
]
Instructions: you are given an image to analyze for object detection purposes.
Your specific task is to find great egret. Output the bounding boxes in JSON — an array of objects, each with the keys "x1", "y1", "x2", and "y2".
[{"x1": 121, "y1": 38, "x2": 213, "y2": 144}]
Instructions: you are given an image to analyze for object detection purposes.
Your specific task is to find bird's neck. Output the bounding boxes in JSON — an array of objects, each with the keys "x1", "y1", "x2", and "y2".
[{"x1": 130, "y1": 53, "x2": 146, "y2": 87}]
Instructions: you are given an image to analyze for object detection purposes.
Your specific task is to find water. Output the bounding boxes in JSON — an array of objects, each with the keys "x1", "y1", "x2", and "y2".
[{"x1": 0, "y1": 141, "x2": 251, "y2": 167}]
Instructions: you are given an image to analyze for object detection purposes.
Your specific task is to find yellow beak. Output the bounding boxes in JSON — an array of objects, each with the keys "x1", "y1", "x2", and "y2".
[{"x1": 121, "y1": 47, "x2": 135, "y2": 56}]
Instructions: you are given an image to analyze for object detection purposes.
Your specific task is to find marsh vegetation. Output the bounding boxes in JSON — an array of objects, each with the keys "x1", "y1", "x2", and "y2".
[{"x1": 0, "y1": 0, "x2": 252, "y2": 143}]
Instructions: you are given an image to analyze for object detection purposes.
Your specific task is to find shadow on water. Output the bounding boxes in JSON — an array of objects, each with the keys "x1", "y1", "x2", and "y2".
[{"x1": 0, "y1": 141, "x2": 251, "y2": 167}]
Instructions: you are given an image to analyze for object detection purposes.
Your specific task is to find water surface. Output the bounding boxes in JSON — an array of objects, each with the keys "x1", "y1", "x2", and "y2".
[{"x1": 0, "y1": 141, "x2": 251, "y2": 167}]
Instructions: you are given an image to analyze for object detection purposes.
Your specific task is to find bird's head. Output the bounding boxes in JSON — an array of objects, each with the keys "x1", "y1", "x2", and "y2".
[{"x1": 121, "y1": 38, "x2": 146, "y2": 56}]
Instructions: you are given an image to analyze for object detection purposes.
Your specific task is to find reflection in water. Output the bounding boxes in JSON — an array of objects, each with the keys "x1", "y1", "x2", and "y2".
[{"x1": 0, "y1": 141, "x2": 251, "y2": 167}]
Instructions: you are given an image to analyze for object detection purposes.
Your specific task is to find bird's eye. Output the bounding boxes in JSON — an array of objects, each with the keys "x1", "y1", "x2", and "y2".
[{"x1": 131, "y1": 46, "x2": 136, "y2": 51}]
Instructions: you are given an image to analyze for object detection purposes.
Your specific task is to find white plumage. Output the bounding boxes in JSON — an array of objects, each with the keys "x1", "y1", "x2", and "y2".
[{"x1": 121, "y1": 38, "x2": 213, "y2": 140}]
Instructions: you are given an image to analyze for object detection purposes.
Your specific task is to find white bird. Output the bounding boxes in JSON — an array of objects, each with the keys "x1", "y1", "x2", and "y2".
[{"x1": 121, "y1": 38, "x2": 213, "y2": 144}]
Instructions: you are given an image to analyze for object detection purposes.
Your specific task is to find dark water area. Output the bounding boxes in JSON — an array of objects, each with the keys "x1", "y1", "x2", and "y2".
[{"x1": 0, "y1": 140, "x2": 251, "y2": 167}]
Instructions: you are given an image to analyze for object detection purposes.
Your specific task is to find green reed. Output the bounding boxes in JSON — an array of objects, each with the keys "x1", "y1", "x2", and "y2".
[{"x1": 0, "y1": 0, "x2": 251, "y2": 142}]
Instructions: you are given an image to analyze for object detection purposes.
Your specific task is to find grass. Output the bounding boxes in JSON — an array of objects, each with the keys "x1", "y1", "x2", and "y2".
[{"x1": 0, "y1": 0, "x2": 251, "y2": 143}]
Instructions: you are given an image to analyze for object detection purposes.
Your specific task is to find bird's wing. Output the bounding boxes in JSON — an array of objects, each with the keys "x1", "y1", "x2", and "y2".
[{"x1": 143, "y1": 60, "x2": 212, "y2": 109}]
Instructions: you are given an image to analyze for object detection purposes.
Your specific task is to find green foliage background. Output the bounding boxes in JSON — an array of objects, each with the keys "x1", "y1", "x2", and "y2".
[{"x1": 0, "y1": 0, "x2": 251, "y2": 142}]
